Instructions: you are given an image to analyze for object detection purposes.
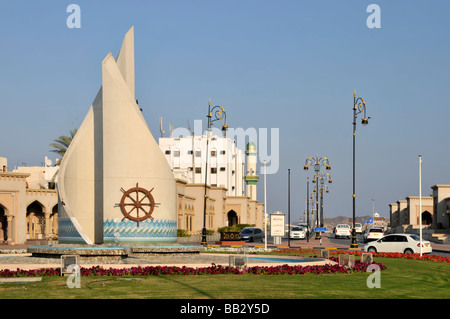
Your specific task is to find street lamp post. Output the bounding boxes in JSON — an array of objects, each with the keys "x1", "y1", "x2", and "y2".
[
  {"x1": 288, "y1": 169, "x2": 291, "y2": 248},
  {"x1": 351, "y1": 91, "x2": 370, "y2": 248},
  {"x1": 310, "y1": 193, "x2": 316, "y2": 233},
  {"x1": 306, "y1": 177, "x2": 310, "y2": 242},
  {"x1": 419, "y1": 154, "x2": 423, "y2": 257},
  {"x1": 304, "y1": 154, "x2": 331, "y2": 240},
  {"x1": 202, "y1": 99, "x2": 228, "y2": 246},
  {"x1": 318, "y1": 173, "x2": 332, "y2": 228}
]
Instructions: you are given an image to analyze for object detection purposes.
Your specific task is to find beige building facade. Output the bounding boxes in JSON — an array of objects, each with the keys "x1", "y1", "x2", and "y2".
[
  {"x1": 389, "y1": 184, "x2": 450, "y2": 231},
  {"x1": 175, "y1": 179, "x2": 264, "y2": 235},
  {"x1": 1, "y1": 164, "x2": 264, "y2": 245},
  {"x1": 0, "y1": 169, "x2": 59, "y2": 245}
]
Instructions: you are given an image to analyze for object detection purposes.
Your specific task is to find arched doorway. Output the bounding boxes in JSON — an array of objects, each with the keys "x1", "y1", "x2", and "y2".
[
  {"x1": 26, "y1": 201, "x2": 45, "y2": 240},
  {"x1": 421, "y1": 211, "x2": 432, "y2": 226},
  {"x1": 227, "y1": 210, "x2": 238, "y2": 227},
  {"x1": 50, "y1": 204, "x2": 58, "y2": 238},
  {"x1": 0, "y1": 205, "x2": 7, "y2": 242}
]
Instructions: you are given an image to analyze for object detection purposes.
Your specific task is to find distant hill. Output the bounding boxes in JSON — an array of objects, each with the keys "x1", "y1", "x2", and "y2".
[
  {"x1": 294, "y1": 215, "x2": 373, "y2": 229},
  {"x1": 324, "y1": 215, "x2": 371, "y2": 229}
]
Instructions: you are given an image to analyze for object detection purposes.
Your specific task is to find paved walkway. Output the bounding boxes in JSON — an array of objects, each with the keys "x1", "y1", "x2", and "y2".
[
  {"x1": 0, "y1": 253, "x2": 332, "y2": 271},
  {"x1": 0, "y1": 243, "x2": 332, "y2": 270}
]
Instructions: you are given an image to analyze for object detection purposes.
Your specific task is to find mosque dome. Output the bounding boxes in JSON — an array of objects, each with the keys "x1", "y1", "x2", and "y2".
[{"x1": 246, "y1": 141, "x2": 257, "y2": 154}]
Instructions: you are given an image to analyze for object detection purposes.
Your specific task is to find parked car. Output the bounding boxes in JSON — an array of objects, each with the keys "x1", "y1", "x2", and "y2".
[
  {"x1": 363, "y1": 234, "x2": 432, "y2": 254},
  {"x1": 240, "y1": 227, "x2": 265, "y2": 242},
  {"x1": 335, "y1": 224, "x2": 351, "y2": 239},
  {"x1": 354, "y1": 223, "x2": 363, "y2": 234},
  {"x1": 298, "y1": 223, "x2": 311, "y2": 235},
  {"x1": 290, "y1": 226, "x2": 306, "y2": 239},
  {"x1": 363, "y1": 228, "x2": 384, "y2": 242}
]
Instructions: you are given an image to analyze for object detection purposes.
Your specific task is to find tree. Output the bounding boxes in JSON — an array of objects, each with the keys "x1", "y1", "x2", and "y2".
[{"x1": 49, "y1": 129, "x2": 77, "y2": 157}]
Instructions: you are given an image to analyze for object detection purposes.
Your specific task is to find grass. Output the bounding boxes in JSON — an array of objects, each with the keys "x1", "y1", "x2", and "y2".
[{"x1": 0, "y1": 256, "x2": 449, "y2": 299}]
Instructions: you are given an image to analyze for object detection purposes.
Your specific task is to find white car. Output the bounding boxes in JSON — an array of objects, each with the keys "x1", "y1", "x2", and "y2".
[
  {"x1": 354, "y1": 223, "x2": 363, "y2": 234},
  {"x1": 290, "y1": 226, "x2": 306, "y2": 239},
  {"x1": 363, "y1": 234, "x2": 432, "y2": 254},
  {"x1": 363, "y1": 228, "x2": 384, "y2": 242},
  {"x1": 334, "y1": 224, "x2": 351, "y2": 239}
]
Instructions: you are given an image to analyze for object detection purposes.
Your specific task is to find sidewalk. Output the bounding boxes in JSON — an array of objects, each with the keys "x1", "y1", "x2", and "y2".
[
  {"x1": 237, "y1": 235, "x2": 450, "y2": 253},
  {"x1": 1, "y1": 235, "x2": 449, "y2": 253}
]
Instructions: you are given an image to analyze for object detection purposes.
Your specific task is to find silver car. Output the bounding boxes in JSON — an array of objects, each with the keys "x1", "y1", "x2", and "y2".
[
  {"x1": 240, "y1": 227, "x2": 265, "y2": 243},
  {"x1": 363, "y1": 234, "x2": 432, "y2": 254}
]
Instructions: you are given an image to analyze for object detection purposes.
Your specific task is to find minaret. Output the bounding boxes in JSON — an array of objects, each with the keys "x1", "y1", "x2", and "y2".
[{"x1": 245, "y1": 141, "x2": 259, "y2": 201}]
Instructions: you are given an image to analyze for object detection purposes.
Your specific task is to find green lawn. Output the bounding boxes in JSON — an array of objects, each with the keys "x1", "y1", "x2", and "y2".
[{"x1": 0, "y1": 256, "x2": 448, "y2": 299}]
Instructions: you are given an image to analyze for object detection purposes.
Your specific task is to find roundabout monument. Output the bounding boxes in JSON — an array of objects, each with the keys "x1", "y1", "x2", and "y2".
[{"x1": 29, "y1": 27, "x2": 200, "y2": 260}]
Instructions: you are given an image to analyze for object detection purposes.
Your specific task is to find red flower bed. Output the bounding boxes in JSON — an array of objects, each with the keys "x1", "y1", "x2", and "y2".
[
  {"x1": 273, "y1": 248, "x2": 450, "y2": 263},
  {"x1": 0, "y1": 260, "x2": 384, "y2": 278}
]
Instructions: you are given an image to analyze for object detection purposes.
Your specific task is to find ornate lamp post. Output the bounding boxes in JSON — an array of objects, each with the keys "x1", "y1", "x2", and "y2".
[
  {"x1": 304, "y1": 154, "x2": 331, "y2": 240},
  {"x1": 318, "y1": 173, "x2": 332, "y2": 228},
  {"x1": 202, "y1": 99, "x2": 228, "y2": 246},
  {"x1": 306, "y1": 176, "x2": 310, "y2": 242},
  {"x1": 351, "y1": 91, "x2": 370, "y2": 248}
]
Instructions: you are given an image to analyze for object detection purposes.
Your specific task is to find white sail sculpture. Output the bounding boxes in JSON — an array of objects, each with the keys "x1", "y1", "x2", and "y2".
[{"x1": 57, "y1": 27, "x2": 177, "y2": 244}]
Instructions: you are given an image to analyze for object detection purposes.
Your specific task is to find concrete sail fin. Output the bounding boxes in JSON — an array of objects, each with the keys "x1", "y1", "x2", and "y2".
[
  {"x1": 115, "y1": 26, "x2": 135, "y2": 100},
  {"x1": 101, "y1": 52, "x2": 177, "y2": 243},
  {"x1": 57, "y1": 90, "x2": 102, "y2": 245},
  {"x1": 58, "y1": 27, "x2": 177, "y2": 245}
]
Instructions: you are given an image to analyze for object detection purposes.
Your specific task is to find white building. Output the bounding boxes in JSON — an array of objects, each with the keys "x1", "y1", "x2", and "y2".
[
  {"x1": 159, "y1": 134, "x2": 245, "y2": 197},
  {"x1": 12, "y1": 156, "x2": 60, "y2": 189}
]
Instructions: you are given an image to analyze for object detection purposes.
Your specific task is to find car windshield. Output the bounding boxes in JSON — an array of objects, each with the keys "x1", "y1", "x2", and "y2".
[
  {"x1": 355, "y1": 223, "x2": 362, "y2": 227},
  {"x1": 370, "y1": 228, "x2": 383, "y2": 232},
  {"x1": 410, "y1": 234, "x2": 421, "y2": 241},
  {"x1": 292, "y1": 227, "x2": 303, "y2": 231},
  {"x1": 241, "y1": 229, "x2": 253, "y2": 234}
]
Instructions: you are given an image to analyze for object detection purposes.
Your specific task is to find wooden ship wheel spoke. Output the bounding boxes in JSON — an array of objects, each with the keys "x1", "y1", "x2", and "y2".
[{"x1": 116, "y1": 183, "x2": 160, "y2": 226}]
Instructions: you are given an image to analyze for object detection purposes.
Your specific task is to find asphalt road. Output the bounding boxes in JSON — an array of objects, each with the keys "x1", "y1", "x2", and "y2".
[{"x1": 274, "y1": 232, "x2": 450, "y2": 257}]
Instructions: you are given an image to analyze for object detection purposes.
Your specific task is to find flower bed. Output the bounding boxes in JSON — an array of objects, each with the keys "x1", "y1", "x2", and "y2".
[
  {"x1": 272, "y1": 248, "x2": 450, "y2": 263},
  {"x1": 2, "y1": 247, "x2": 446, "y2": 278},
  {"x1": 0, "y1": 260, "x2": 385, "y2": 278}
]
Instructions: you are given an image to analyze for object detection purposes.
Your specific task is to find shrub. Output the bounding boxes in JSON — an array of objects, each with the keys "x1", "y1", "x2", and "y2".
[
  {"x1": 217, "y1": 224, "x2": 255, "y2": 233},
  {"x1": 177, "y1": 229, "x2": 191, "y2": 237}
]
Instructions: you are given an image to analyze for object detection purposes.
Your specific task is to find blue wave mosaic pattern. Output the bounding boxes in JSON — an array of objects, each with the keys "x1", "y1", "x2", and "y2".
[
  {"x1": 58, "y1": 217, "x2": 85, "y2": 243},
  {"x1": 103, "y1": 218, "x2": 177, "y2": 242}
]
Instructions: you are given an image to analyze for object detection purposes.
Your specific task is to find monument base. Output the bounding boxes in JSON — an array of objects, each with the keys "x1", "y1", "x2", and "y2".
[{"x1": 27, "y1": 243, "x2": 203, "y2": 263}]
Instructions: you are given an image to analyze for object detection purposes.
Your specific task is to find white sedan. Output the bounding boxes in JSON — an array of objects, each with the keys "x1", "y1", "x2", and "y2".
[
  {"x1": 290, "y1": 226, "x2": 306, "y2": 239},
  {"x1": 363, "y1": 234, "x2": 432, "y2": 254},
  {"x1": 363, "y1": 228, "x2": 384, "y2": 243}
]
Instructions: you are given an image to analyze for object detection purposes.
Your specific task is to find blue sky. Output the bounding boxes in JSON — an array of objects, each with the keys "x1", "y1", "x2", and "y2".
[{"x1": 1, "y1": 1, "x2": 450, "y2": 222}]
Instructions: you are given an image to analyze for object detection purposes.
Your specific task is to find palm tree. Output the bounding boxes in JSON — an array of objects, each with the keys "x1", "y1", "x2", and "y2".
[
  {"x1": 48, "y1": 129, "x2": 77, "y2": 189},
  {"x1": 49, "y1": 129, "x2": 77, "y2": 157}
]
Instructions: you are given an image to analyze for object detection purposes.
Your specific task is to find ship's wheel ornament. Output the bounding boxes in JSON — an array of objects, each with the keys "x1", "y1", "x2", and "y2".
[{"x1": 116, "y1": 183, "x2": 160, "y2": 226}]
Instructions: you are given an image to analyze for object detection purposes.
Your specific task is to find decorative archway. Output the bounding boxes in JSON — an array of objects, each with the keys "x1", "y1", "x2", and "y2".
[
  {"x1": 227, "y1": 210, "x2": 238, "y2": 227},
  {"x1": 421, "y1": 211, "x2": 432, "y2": 225},
  {"x1": 50, "y1": 204, "x2": 58, "y2": 238},
  {"x1": 26, "y1": 201, "x2": 45, "y2": 240},
  {"x1": 0, "y1": 205, "x2": 7, "y2": 242}
]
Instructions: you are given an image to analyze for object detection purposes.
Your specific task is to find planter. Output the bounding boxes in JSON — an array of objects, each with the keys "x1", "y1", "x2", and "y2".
[{"x1": 220, "y1": 232, "x2": 242, "y2": 241}]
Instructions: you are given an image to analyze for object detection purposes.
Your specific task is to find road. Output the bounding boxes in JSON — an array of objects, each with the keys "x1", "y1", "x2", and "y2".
[{"x1": 270, "y1": 232, "x2": 450, "y2": 257}]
